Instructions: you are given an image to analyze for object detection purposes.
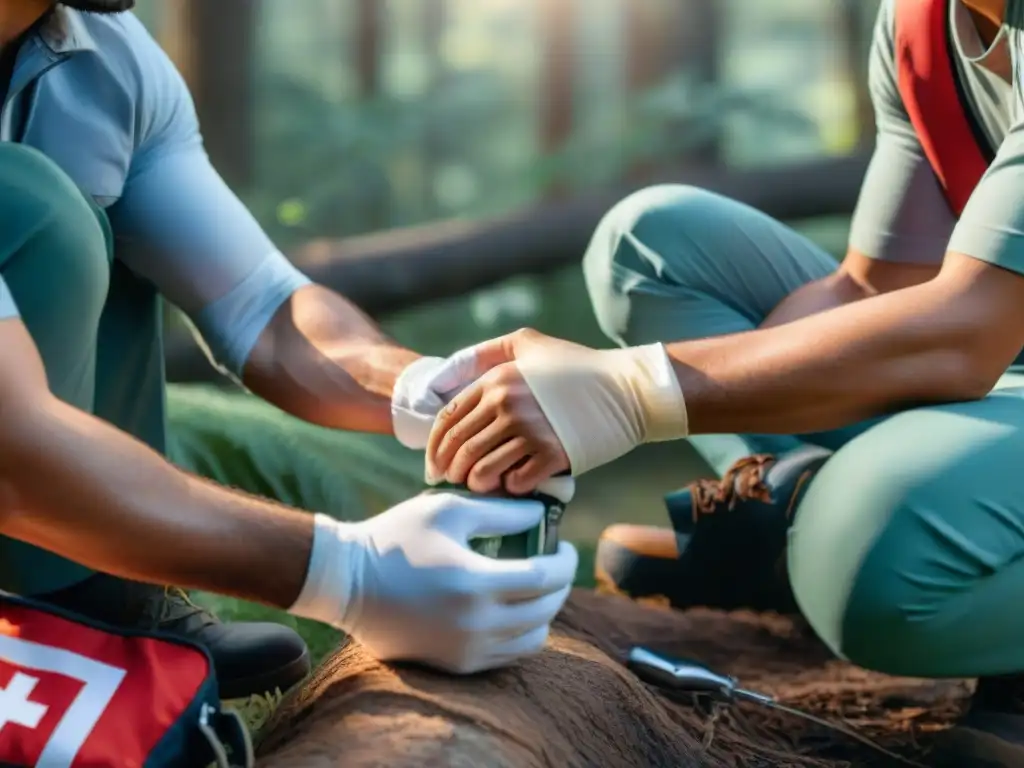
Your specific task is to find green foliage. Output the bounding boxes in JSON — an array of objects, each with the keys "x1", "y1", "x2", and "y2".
[
  {"x1": 245, "y1": 66, "x2": 523, "y2": 247},
  {"x1": 194, "y1": 592, "x2": 344, "y2": 667},
  {"x1": 241, "y1": 65, "x2": 818, "y2": 248},
  {"x1": 531, "y1": 72, "x2": 817, "y2": 193}
]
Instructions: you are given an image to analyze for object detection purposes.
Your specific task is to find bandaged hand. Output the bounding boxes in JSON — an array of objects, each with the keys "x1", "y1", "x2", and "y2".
[
  {"x1": 289, "y1": 492, "x2": 578, "y2": 674},
  {"x1": 425, "y1": 329, "x2": 689, "y2": 495}
]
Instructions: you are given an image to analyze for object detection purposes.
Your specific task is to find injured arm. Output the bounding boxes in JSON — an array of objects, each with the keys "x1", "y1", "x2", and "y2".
[
  {"x1": 429, "y1": 61, "x2": 1024, "y2": 488},
  {"x1": 676, "y1": 101, "x2": 1024, "y2": 435},
  {"x1": 426, "y1": 253, "x2": 1024, "y2": 490},
  {"x1": 672, "y1": 252, "x2": 1023, "y2": 436}
]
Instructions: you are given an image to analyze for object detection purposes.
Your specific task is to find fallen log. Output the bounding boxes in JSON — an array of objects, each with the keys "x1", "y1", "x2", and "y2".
[
  {"x1": 258, "y1": 589, "x2": 966, "y2": 767},
  {"x1": 291, "y1": 153, "x2": 868, "y2": 313},
  {"x1": 165, "y1": 152, "x2": 870, "y2": 383}
]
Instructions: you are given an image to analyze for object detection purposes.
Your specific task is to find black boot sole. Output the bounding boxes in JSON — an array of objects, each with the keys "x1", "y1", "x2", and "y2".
[{"x1": 219, "y1": 647, "x2": 312, "y2": 702}]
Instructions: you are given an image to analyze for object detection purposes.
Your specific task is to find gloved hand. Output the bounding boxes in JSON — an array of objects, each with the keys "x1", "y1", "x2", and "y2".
[
  {"x1": 391, "y1": 346, "x2": 484, "y2": 450},
  {"x1": 288, "y1": 492, "x2": 579, "y2": 674}
]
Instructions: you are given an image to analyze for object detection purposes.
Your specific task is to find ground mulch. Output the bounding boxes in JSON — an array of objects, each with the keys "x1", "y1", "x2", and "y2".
[{"x1": 259, "y1": 590, "x2": 966, "y2": 767}]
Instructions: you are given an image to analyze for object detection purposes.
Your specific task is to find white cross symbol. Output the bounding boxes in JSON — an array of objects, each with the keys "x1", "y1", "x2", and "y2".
[{"x1": 0, "y1": 672, "x2": 48, "y2": 732}]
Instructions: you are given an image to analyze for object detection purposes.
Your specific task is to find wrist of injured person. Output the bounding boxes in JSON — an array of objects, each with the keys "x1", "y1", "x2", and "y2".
[{"x1": 516, "y1": 343, "x2": 689, "y2": 476}]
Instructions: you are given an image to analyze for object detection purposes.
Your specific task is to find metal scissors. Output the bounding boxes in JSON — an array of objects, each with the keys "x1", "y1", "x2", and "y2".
[{"x1": 626, "y1": 646, "x2": 927, "y2": 767}]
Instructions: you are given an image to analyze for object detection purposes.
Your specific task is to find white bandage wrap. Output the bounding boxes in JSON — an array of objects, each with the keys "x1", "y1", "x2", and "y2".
[
  {"x1": 533, "y1": 475, "x2": 576, "y2": 504},
  {"x1": 517, "y1": 343, "x2": 688, "y2": 476},
  {"x1": 288, "y1": 514, "x2": 363, "y2": 631},
  {"x1": 391, "y1": 347, "x2": 483, "y2": 450},
  {"x1": 391, "y1": 357, "x2": 449, "y2": 450}
]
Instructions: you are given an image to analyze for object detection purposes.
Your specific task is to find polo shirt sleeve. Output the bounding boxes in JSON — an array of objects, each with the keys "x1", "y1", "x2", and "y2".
[
  {"x1": 846, "y1": 0, "x2": 955, "y2": 264},
  {"x1": 106, "y1": 17, "x2": 310, "y2": 377},
  {"x1": 946, "y1": 120, "x2": 1024, "y2": 276},
  {"x1": 0, "y1": 276, "x2": 17, "y2": 321}
]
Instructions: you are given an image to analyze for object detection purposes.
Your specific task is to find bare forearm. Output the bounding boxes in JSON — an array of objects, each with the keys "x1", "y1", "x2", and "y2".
[
  {"x1": 243, "y1": 284, "x2": 420, "y2": 433},
  {"x1": 669, "y1": 279, "x2": 1006, "y2": 436},
  {"x1": 0, "y1": 398, "x2": 314, "y2": 608}
]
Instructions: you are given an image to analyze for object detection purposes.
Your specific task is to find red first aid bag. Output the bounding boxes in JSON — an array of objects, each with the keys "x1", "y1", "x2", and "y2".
[{"x1": 0, "y1": 591, "x2": 253, "y2": 768}]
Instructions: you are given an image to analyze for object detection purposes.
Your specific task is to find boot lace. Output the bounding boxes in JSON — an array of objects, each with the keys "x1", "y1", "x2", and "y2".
[
  {"x1": 690, "y1": 454, "x2": 776, "y2": 522},
  {"x1": 158, "y1": 586, "x2": 217, "y2": 628}
]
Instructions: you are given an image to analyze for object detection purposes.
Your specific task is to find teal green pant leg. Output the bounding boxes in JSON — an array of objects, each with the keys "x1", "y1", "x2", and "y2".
[
  {"x1": 582, "y1": 185, "x2": 840, "y2": 474},
  {"x1": 0, "y1": 144, "x2": 113, "y2": 595},
  {"x1": 789, "y1": 373, "x2": 1024, "y2": 678},
  {"x1": 586, "y1": 185, "x2": 1024, "y2": 678}
]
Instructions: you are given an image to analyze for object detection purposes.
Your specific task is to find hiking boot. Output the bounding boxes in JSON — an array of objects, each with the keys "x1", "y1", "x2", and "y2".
[
  {"x1": 36, "y1": 573, "x2": 311, "y2": 735},
  {"x1": 595, "y1": 445, "x2": 832, "y2": 613},
  {"x1": 934, "y1": 676, "x2": 1024, "y2": 767}
]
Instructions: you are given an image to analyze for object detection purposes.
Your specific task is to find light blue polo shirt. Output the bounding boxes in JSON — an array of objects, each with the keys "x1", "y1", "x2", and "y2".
[{"x1": 0, "y1": 7, "x2": 309, "y2": 454}]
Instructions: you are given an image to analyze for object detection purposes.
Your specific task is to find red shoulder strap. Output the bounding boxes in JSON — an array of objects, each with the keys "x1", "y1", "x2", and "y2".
[{"x1": 894, "y1": 0, "x2": 991, "y2": 217}]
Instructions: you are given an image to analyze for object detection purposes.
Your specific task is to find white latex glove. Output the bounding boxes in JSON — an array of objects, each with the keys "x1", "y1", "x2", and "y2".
[
  {"x1": 391, "y1": 346, "x2": 483, "y2": 449},
  {"x1": 288, "y1": 492, "x2": 579, "y2": 674}
]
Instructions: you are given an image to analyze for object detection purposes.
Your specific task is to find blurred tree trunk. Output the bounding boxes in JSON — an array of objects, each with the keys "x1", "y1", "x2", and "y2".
[
  {"x1": 626, "y1": 0, "x2": 722, "y2": 176},
  {"x1": 420, "y1": 0, "x2": 448, "y2": 220},
  {"x1": 159, "y1": 0, "x2": 257, "y2": 189},
  {"x1": 839, "y1": 0, "x2": 875, "y2": 148},
  {"x1": 355, "y1": 0, "x2": 388, "y2": 230},
  {"x1": 155, "y1": 0, "x2": 193, "y2": 80},
  {"x1": 626, "y1": 0, "x2": 663, "y2": 92},
  {"x1": 539, "y1": 0, "x2": 575, "y2": 197},
  {"x1": 625, "y1": 0, "x2": 667, "y2": 179},
  {"x1": 678, "y1": 0, "x2": 722, "y2": 162},
  {"x1": 355, "y1": 0, "x2": 381, "y2": 98}
]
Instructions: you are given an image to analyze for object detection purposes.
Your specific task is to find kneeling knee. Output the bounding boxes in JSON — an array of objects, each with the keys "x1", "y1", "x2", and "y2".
[
  {"x1": 788, "y1": 450, "x2": 949, "y2": 676},
  {"x1": 792, "y1": 531, "x2": 935, "y2": 675},
  {"x1": 793, "y1": 514, "x2": 965, "y2": 678},
  {"x1": 0, "y1": 145, "x2": 111, "y2": 326},
  {"x1": 0, "y1": 144, "x2": 106, "y2": 232},
  {"x1": 0, "y1": 144, "x2": 86, "y2": 206},
  {"x1": 592, "y1": 183, "x2": 721, "y2": 234},
  {"x1": 584, "y1": 184, "x2": 722, "y2": 274},
  {"x1": 582, "y1": 184, "x2": 725, "y2": 332}
]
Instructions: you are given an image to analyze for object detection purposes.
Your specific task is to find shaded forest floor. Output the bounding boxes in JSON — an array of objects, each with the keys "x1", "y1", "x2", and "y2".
[{"x1": 259, "y1": 590, "x2": 964, "y2": 768}]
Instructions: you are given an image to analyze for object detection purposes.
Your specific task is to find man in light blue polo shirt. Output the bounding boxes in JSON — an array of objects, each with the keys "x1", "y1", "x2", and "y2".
[{"x1": 0, "y1": 0, "x2": 578, "y2": 730}]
